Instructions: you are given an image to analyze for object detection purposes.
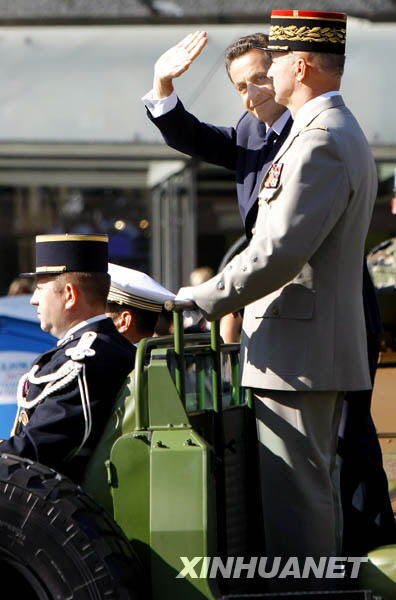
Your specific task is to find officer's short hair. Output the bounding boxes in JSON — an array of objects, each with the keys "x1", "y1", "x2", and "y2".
[
  {"x1": 225, "y1": 33, "x2": 271, "y2": 80},
  {"x1": 57, "y1": 272, "x2": 110, "y2": 305},
  {"x1": 307, "y1": 52, "x2": 345, "y2": 77},
  {"x1": 106, "y1": 302, "x2": 159, "y2": 337}
]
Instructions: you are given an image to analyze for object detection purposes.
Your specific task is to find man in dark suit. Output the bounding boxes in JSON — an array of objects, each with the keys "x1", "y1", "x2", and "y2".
[
  {"x1": 0, "y1": 234, "x2": 135, "y2": 482},
  {"x1": 145, "y1": 30, "x2": 395, "y2": 555},
  {"x1": 143, "y1": 31, "x2": 292, "y2": 240}
]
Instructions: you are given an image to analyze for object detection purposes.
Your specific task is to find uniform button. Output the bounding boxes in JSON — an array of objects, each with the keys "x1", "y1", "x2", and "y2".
[
  {"x1": 251, "y1": 256, "x2": 258, "y2": 263},
  {"x1": 251, "y1": 227, "x2": 256, "y2": 235},
  {"x1": 217, "y1": 281, "x2": 225, "y2": 290},
  {"x1": 272, "y1": 307, "x2": 280, "y2": 316},
  {"x1": 242, "y1": 266, "x2": 247, "y2": 272}
]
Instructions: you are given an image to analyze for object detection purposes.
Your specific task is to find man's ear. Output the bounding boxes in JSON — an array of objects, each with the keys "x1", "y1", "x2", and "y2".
[
  {"x1": 295, "y1": 56, "x2": 307, "y2": 82},
  {"x1": 117, "y1": 310, "x2": 133, "y2": 334},
  {"x1": 64, "y1": 282, "x2": 78, "y2": 310}
]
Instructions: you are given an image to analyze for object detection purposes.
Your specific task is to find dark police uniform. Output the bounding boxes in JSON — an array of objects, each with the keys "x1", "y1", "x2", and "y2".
[
  {"x1": 0, "y1": 234, "x2": 135, "y2": 481},
  {"x1": 0, "y1": 317, "x2": 134, "y2": 480}
]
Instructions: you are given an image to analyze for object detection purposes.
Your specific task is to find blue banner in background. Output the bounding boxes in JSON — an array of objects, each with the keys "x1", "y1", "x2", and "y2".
[{"x1": 0, "y1": 295, "x2": 55, "y2": 439}]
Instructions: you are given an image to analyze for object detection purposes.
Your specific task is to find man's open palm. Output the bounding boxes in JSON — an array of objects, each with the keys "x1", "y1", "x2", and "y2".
[{"x1": 154, "y1": 31, "x2": 207, "y2": 82}]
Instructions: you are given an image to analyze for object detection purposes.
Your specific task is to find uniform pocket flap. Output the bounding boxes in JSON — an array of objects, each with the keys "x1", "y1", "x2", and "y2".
[{"x1": 261, "y1": 284, "x2": 315, "y2": 320}]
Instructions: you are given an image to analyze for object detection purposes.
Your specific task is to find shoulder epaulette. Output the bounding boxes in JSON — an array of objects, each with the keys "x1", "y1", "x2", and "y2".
[{"x1": 65, "y1": 331, "x2": 97, "y2": 361}]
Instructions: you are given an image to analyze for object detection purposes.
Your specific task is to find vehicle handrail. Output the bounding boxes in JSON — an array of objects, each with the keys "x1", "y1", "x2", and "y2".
[{"x1": 134, "y1": 331, "x2": 212, "y2": 430}]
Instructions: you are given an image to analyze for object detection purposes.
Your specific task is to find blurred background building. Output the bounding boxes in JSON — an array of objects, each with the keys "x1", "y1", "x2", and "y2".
[{"x1": 0, "y1": 0, "x2": 395, "y2": 292}]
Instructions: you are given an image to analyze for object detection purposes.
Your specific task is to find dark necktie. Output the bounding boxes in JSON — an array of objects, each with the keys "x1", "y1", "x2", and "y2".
[{"x1": 264, "y1": 128, "x2": 277, "y2": 155}]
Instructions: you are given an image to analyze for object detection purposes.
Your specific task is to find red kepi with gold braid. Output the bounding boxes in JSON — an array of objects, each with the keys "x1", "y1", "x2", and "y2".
[{"x1": 267, "y1": 9, "x2": 347, "y2": 54}]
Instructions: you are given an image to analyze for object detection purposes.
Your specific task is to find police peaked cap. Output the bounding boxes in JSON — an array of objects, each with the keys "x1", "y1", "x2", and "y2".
[
  {"x1": 24, "y1": 234, "x2": 109, "y2": 276},
  {"x1": 108, "y1": 263, "x2": 175, "y2": 313},
  {"x1": 262, "y1": 10, "x2": 347, "y2": 55}
]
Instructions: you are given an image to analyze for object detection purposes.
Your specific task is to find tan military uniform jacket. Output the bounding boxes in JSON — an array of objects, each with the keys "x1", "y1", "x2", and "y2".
[{"x1": 193, "y1": 95, "x2": 377, "y2": 391}]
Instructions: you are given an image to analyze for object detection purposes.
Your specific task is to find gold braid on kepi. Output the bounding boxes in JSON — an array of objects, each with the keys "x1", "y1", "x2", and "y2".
[{"x1": 266, "y1": 10, "x2": 347, "y2": 54}]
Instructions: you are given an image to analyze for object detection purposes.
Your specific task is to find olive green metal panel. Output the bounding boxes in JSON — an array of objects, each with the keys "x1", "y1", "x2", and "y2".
[
  {"x1": 147, "y1": 350, "x2": 190, "y2": 428},
  {"x1": 150, "y1": 428, "x2": 220, "y2": 600},
  {"x1": 359, "y1": 544, "x2": 396, "y2": 600},
  {"x1": 110, "y1": 433, "x2": 151, "y2": 565}
]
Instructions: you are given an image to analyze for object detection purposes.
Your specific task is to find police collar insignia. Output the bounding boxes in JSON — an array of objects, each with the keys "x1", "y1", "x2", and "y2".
[{"x1": 264, "y1": 163, "x2": 284, "y2": 189}]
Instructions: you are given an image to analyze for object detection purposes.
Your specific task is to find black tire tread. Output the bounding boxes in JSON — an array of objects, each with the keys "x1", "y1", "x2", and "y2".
[{"x1": 0, "y1": 453, "x2": 142, "y2": 599}]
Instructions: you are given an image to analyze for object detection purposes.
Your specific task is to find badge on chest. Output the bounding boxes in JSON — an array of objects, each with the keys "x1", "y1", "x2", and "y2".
[{"x1": 264, "y1": 162, "x2": 283, "y2": 189}]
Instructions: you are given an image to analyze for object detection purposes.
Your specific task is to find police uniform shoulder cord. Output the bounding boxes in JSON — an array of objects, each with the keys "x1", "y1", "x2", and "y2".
[{"x1": 11, "y1": 331, "x2": 97, "y2": 460}]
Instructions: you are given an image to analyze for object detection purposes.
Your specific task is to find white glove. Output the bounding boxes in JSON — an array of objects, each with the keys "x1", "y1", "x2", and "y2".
[
  {"x1": 175, "y1": 286, "x2": 195, "y2": 301},
  {"x1": 175, "y1": 286, "x2": 202, "y2": 328}
]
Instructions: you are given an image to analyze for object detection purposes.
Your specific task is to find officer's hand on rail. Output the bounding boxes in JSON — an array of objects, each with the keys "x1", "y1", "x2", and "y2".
[
  {"x1": 164, "y1": 300, "x2": 198, "y2": 312},
  {"x1": 165, "y1": 286, "x2": 202, "y2": 327},
  {"x1": 164, "y1": 300, "x2": 202, "y2": 328},
  {"x1": 174, "y1": 285, "x2": 193, "y2": 302}
]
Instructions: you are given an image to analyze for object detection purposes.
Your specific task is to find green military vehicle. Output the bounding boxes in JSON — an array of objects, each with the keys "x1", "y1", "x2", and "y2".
[{"x1": 0, "y1": 305, "x2": 395, "y2": 599}]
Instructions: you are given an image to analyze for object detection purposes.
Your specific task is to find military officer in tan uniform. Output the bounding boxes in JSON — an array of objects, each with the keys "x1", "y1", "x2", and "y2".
[{"x1": 176, "y1": 10, "x2": 377, "y2": 587}]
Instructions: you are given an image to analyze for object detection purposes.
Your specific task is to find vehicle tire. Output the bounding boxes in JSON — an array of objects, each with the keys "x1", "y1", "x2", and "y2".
[{"x1": 0, "y1": 453, "x2": 142, "y2": 599}]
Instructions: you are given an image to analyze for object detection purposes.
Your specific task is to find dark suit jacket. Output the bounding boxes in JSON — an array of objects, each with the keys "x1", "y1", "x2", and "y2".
[
  {"x1": 147, "y1": 98, "x2": 293, "y2": 238},
  {"x1": 0, "y1": 317, "x2": 135, "y2": 481}
]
